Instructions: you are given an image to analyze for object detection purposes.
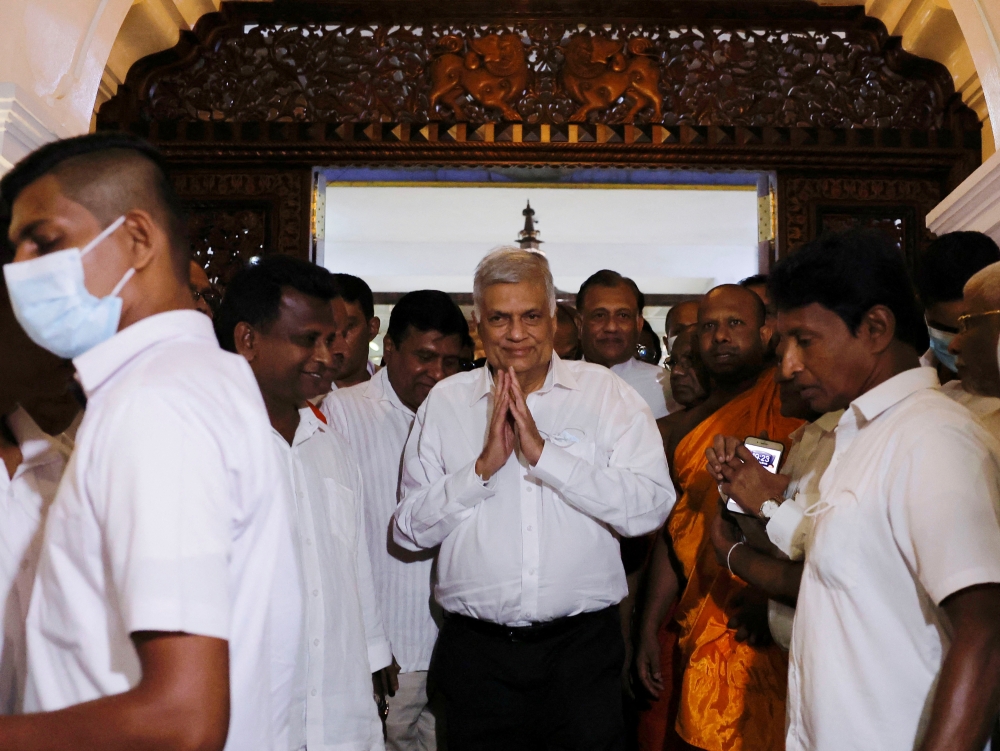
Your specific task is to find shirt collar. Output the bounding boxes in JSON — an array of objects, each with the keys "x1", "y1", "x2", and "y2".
[
  {"x1": 469, "y1": 352, "x2": 579, "y2": 406},
  {"x1": 73, "y1": 310, "x2": 217, "y2": 398},
  {"x1": 292, "y1": 406, "x2": 327, "y2": 446},
  {"x1": 788, "y1": 408, "x2": 844, "y2": 443},
  {"x1": 6, "y1": 406, "x2": 67, "y2": 469},
  {"x1": 365, "y1": 367, "x2": 415, "y2": 417},
  {"x1": 849, "y1": 366, "x2": 938, "y2": 425}
]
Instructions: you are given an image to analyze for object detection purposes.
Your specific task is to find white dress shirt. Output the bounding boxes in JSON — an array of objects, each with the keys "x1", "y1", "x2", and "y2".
[
  {"x1": 273, "y1": 407, "x2": 390, "y2": 751},
  {"x1": 762, "y1": 410, "x2": 842, "y2": 650},
  {"x1": 609, "y1": 357, "x2": 670, "y2": 418},
  {"x1": 786, "y1": 367, "x2": 1000, "y2": 751},
  {"x1": 394, "y1": 354, "x2": 675, "y2": 626},
  {"x1": 0, "y1": 408, "x2": 71, "y2": 714},
  {"x1": 323, "y1": 368, "x2": 438, "y2": 675},
  {"x1": 23, "y1": 311, "x2": 300, "y2": 751},
  {"x1": 939, "y1": 379, "x2": 1000, "y2": 439}
]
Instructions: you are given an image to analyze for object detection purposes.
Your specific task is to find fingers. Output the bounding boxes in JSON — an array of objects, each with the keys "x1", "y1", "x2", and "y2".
[
  {"x1": 705, "y1": 447, "x2": 724, "y2": 481},
  {"x1": 637, "y1": 656, "x2": 663, "y2": 697},
  {"x1": 734, "y1": 444, "x2": 760, "y2": 467},
  {"x1": 723, "y1": 436, "x2": 742, "y2": 462}
]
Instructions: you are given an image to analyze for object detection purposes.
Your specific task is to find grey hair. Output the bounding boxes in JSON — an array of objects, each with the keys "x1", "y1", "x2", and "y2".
[{"x1": 473, "y1": 246, "x2": 557, "y2": 318}]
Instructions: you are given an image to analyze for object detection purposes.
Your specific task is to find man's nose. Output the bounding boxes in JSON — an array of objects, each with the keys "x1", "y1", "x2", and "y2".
[
  {"x1": 713, "y1": 325, "x2": 731, "y2": 342},
  {"x1": 427, "y1": 358, "x2": 445, "y2": 383},
  {"x1": 948, "y1": 332, "x2": 962, "y2": 356},
  {"x1": 315, "y1": 339, "x2": 335, "y2": 368},
  {"x1": 508, "y1": 319, "x2": 526, "y2": 340}
]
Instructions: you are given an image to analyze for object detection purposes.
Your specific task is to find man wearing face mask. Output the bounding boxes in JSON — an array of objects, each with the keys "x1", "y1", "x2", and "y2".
[
  {"x1": 915, "y1": 231, "x2": 1000, "y2": 384},
  {"x1": 0, "y1": 133, "x2": 299, "y2": 751}
]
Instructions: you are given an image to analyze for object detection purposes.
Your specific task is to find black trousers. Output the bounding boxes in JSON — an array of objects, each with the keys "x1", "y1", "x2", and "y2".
[{"x1": 430, "y1": 607, "x2": 626, "y2": 751}]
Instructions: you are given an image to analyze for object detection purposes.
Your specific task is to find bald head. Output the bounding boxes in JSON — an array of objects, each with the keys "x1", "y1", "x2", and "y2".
[
  {"x1": 952, "y1": 262, "x2": 1000, "y2": 397},
  {"x1": 965, "y1": 262, "x2": 1000, "y2": 309},
  {"x1": 697, "y1": 284, "x2": 770, "y2": 383},
  {"x1": 665, "y1": 300, "x2": 700, "y2": 337}
]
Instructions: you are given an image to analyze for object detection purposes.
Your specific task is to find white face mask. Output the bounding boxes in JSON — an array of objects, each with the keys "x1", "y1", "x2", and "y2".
[{"x1": 3, "y1": 216, "x2": 133, "y2": 359}]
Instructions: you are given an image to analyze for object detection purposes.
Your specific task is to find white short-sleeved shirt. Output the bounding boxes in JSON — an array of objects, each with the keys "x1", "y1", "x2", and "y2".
[
  {"x1": 0, "y1": 408, "x2": 71, "y2": 713},
  {"x1": 394, "y1": 355, "x2": 674, "y2": 626},
  {"x1": 323, "y1": 368, "x2": 438, "y2": 675},
  {"x1": 23, "y1": 311, "x2": 300, "y2": 751},
  {"x1": 609, "y1": 357, "x2": 670, "y2": 419},
  {"x1": 939, "y1": 379, "x2": 1000, "y2": 440},
  {"x1": 763, "y1": 410, "x2": 841, "y2": 650},
  {"x1": 274, "y1": 408, "x2": 390, "y2": 751},
  {"x1": 786, "y1": 367, "x2": 1000, "y2": 751}
]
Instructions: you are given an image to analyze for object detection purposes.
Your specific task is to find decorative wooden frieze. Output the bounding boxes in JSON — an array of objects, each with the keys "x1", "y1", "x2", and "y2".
[{"x1": 102, "y1": 2, "x2": 975, "y2": 132}]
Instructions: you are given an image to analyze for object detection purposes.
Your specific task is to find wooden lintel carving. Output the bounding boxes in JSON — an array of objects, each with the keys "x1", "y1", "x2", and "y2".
[
  {"x1": 429, "y1": 34, "x2": 529, "y2": 120},
  {"x1": 99, "y1": 1, "x2": 978, "y2": 133}
]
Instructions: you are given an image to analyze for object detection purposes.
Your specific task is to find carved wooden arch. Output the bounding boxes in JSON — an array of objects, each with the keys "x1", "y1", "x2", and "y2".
[{"x1": 97, "y1": 0, "x2": 982, "y2": 285}]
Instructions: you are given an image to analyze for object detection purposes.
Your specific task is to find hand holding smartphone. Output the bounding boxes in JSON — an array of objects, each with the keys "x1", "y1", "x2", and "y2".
[{"x1": 725, "y1": 436, "x2": 785, "y2": 515}]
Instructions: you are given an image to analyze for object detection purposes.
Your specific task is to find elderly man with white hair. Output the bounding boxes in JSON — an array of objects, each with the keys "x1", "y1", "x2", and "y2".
[{"x1": 394, "y1": 248, "x2": 674, "y2": 750}]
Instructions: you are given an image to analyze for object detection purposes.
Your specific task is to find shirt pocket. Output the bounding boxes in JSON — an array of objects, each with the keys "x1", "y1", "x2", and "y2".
[
  {"x1": 807, "y1": 489, "x2": 861, "y2": 591},
  {"x1": 543, "y1": 427, "x2": 597, "y2": 464},
  {"x1": 322, "y1": 478, "x2": 357, "y2": 549}
]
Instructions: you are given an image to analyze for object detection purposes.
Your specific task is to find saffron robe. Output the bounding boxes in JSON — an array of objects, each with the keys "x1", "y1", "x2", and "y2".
[{"x1": 667, "y1": 370, "x2": 804, "y2": 751}]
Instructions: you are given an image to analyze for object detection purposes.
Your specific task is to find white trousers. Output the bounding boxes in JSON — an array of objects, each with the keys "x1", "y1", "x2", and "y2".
[{"x1": 385, "y1": 670, "x2": 441, "y2": 751}]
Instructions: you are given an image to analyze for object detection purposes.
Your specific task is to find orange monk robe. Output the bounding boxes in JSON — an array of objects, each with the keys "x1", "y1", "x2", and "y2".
[{"x1": 667, "y1": 369, "x2": 804, "y2": 751}]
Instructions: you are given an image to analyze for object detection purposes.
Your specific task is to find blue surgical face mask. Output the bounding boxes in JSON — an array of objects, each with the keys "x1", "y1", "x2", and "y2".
[
  {"x1": 3, "y1": 216, "x2": 133, "y2": 359},
  {"x1": 926, "y1": 324, "x2": 958, "y2": 374}
]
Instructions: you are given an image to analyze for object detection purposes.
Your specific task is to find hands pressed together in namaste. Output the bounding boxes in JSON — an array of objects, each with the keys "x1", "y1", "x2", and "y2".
[{"x1": 475, "y1": 367, "x2": 545, "y2": 481}]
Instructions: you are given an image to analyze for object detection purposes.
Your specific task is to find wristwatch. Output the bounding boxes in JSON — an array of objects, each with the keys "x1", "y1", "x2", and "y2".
[{"x1": 758, "y1": 496, "x2": 783, "y2": 521}]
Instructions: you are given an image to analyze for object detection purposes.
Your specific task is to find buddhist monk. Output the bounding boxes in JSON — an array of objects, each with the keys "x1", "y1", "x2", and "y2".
[
  {"x1": 637, "y1": 285, "x2": 804, "y2": 751},
  {"x1": 637, "y1": 328, "x2": 710, "y2": 750}
]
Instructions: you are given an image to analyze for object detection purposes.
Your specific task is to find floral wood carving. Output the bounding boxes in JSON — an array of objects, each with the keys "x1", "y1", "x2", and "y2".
[
  {"x1": 561, "y1": 35, "x2": 661, "y2": 122},
  {"x1": 172, "y1": 171, "x2": 308, "y2": 271},
  {"x1": 780, "y1": 176, "x2": 941, "y2": 263},
  {"x1": 429, "y1": 33, "x2": 529, "y2": 120},
  {"x1": 111, "y1": 9, "x2": 970, "y2": 130}
]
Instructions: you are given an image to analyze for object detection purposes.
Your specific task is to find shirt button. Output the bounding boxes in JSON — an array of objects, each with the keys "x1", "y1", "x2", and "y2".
[
  {"x1": 312, "y1": 589, "x2": 319, "y2": 597},
  {"x1": 529, "y1": 568, "x2": 536, "y2": 575},
  {"x1": 311, "y1": 689, "x2": 317, "y2": 697},
  {"x1": 526, "y1": 525, "x2": 533, "y2": 532},
  {"x1": 305, "y1": 538, "x2": 312, "y2": 546},
  {"x1": 313, "y1": 639, "x2": 320, "y2": 647}
]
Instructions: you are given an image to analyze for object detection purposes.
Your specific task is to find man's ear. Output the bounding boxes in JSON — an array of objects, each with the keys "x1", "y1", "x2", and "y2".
[
  {"x1": 637, "y1": 312, "x2": 646, "y2": 333},
  {"x1": 759, "y1": 321, "x2": 774, "y2": 348},
  {"x1": 367, "y1": 316, "x2": 381, "y2": 342},
  {"x1": 121, "y1": 209, "x2": 159, "y2": 271},
  {"x1": 859, "y1": 305, "x2": 896, "y2": 354},
  {"x1": 233, "y1": 322, "x2": 257, "y2": 363}
]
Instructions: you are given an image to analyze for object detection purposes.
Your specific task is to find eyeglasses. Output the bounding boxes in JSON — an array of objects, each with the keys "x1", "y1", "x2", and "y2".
[
  {"x1": 957, "y1": 310, "x2": 1000, "y2": 334},
  {"x1": 190, "y1": 285, "x2": 222, "y2": 312}
]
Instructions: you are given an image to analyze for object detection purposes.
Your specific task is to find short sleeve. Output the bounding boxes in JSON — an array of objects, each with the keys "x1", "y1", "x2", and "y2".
[
  {"x1": 890, "y1": 423, "x2": 1000, "y2": 605},
  {"x1": 96, "y1": 394, "x2": 232, "y2": 639}
]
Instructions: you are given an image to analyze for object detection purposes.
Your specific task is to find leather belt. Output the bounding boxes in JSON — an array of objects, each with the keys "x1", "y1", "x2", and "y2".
[{"x1": 447, "y1": 606, "x2": 615, "y2": 643}]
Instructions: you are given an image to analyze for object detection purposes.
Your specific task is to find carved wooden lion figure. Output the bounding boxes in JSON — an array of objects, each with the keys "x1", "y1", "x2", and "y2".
[
  {"x1": 560, "y1": 34, "x2": 663, "y2": 122},
  {"x1": 429, "y1": 33, "x2": 529, "y2": 121}
]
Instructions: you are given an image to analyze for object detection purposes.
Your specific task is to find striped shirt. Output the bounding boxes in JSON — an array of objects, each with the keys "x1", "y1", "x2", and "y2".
[{"x1": 323, "y1": 368, "x2": 437, "y2": 673}]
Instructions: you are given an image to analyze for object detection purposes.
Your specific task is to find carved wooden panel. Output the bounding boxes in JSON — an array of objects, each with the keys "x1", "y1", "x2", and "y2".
[
  {"x1": 105, "y1": 2, "x2": 972, "y2": 131},
  {"x1": 187, "y1": 204, "x2": 269, "y2": 286},
  {"x1": 172, "y1": 170, "x2": 310, "y2": 278},
  {"x1": 779, "y1": 175, "x2": 942, "y2": 266}
]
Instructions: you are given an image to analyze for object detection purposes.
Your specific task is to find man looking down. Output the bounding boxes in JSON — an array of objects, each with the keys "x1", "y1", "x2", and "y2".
[
  {"x1": 0, "y1": 133, "x2": 298, "y2": 750},
  {"x1": 768, "y1": 230, "x2": 1000, "y2": 751}
]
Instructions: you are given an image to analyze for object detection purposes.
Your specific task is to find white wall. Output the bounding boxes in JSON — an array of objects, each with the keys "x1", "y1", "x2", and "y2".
[{"x1": 323, "y1": 185, "x2": 760, "y2": 296}]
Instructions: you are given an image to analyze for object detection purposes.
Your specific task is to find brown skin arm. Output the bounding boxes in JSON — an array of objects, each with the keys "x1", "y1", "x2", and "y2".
[
  {"x1": 635, "y1": 533, "x2": 680, "y2": 698},
  {"x1": 710, "y1": 504, "x2": 802, "y2": 606},
  {"x1": 917, "y1": 585, "x2": 1000, "y2": 751},
  {"x1": 0, "y1": 632, "x2": 230, "y2": 751}
]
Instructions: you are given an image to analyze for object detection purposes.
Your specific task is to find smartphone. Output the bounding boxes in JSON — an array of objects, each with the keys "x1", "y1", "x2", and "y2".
[{"x1": 725, "y1": 437, "x2": 785, "y2": 515}]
